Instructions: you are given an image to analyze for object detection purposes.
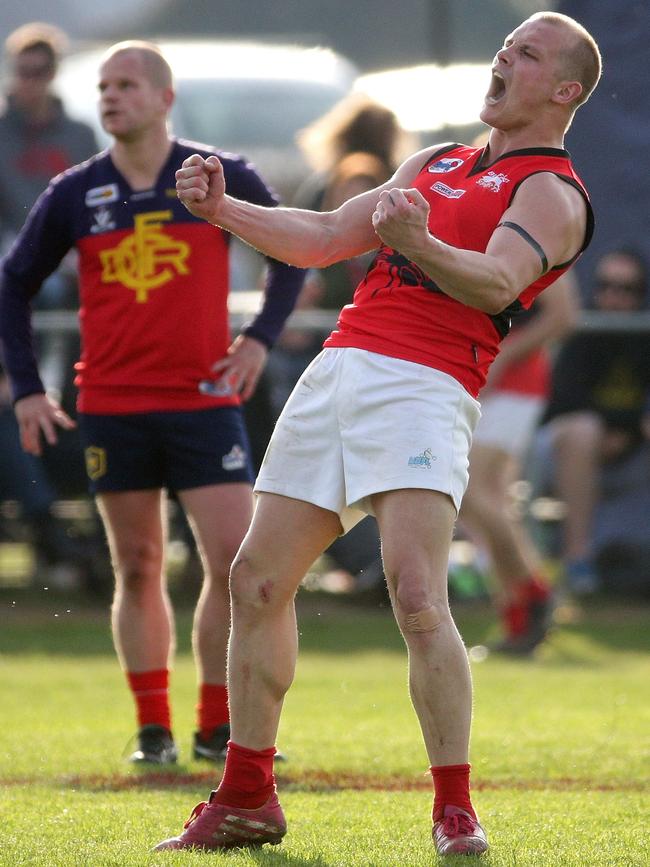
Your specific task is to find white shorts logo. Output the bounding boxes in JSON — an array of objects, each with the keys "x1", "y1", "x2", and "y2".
[
  {"x1": 408, "y1": 448, "x2": 436, "y2": 469},
  {"x1": 222, "y1": 444, "x2": 246, "y2": 471}
]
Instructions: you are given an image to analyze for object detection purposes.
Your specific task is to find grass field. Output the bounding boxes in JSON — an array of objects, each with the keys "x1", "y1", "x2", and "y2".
[{"x1": 1, "y1": 587, "x2": 649, "y2": 866}]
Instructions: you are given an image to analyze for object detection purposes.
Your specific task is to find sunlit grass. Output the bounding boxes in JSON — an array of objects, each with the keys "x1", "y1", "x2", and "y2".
[{"x1": 1, "y1": 590, "x2": 649, "y2": 865}]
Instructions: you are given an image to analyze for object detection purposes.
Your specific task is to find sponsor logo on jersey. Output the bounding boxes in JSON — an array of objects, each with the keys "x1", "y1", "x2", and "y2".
[
  {"x1": 222, "y1": 444, "x2": 247, "y2": 471},
  {"x1": 477, "y1": 171, "x2": 510, "y2": 192},
  {"x1": 85, "y1": 183, "x2": 119, "y2": 207},
  {"x1": 431, "y1": 181, "x2": 466, "y2": 199},
  {"x1": 428, "y1": 157, "x2": 464, "y2": 173},
  {"x1": 408, "y1": 448, "x2": 436, "y2": 469},
  {"x1": 84, "y1": 445, "x2": 107, "y2": 480},
  {"x1": 90, "y1": 205, "x2": 116, "y2": 234},
  {"x1": 130, "y1": 190, "x2": 156, "y2": 201},
  {"x1": 99, "y1": 210, "x2": 190, "y2": 302}
]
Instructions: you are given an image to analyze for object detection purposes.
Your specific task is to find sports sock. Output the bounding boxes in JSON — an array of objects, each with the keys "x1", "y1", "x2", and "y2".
[
  {"x1": 213, "y1": 740, "x2": 276, "y2": 809},
  {"x1": 196, "y1": 683, "x2": 229, "y2": 739},
  {"x1": 431, "y1": 762, "x2": 475, "y2": 821},
  {"x1": 503, "y1": 574, "x2": 551, "y2": 637},
  {"x1": 126, "y1": 669, "x2": 171, "y2": 731}
]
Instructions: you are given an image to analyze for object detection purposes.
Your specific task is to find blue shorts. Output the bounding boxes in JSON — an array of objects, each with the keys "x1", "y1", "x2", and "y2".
[{"x1": 78, "y1": 406, "x2": 254, "y2": 495}]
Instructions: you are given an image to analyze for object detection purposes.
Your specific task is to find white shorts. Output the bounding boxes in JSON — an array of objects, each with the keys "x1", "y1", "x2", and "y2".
[
  {"x1": 255, "y1": 348, "x2": 481, "y2": 532},
  {"x1": 471, "y1": 391, "x2": 544, "y2": 459}
]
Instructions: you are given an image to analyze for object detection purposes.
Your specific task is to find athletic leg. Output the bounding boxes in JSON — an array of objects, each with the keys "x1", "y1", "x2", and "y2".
[
  {"x1": 97, "y1": 489, "x2": 172, "y2": 673},
  {"x1": 372, "y1": 488, "x2": 471, "y2": 767},
  {"x1": 461, "y1": 443, "x2": 552, "y2": 649},
  {"x1": 97, "y1": 488, "x2": 177, "y2": 762},
  {"x1": 178, "y1": 482, "x2": 253, "y2": 685},
  {"x1": 372, "y1": 488, "x2": 488, "y2": 855},
  {"x1": 226, "y1": 492, "x2": 342, "y2": 750},
  {"x1": 178, "y1": 482, "x2": 253, "y2": 756},
  {"x1": 462, "y1": 442, "x2": 541, "y2": 596},
  {"x1": 154, "y1": 492, "x2": 342, "y2": 852},
  {"x1": 549, "y1": 412, "x2": 603, "y2": 592}
]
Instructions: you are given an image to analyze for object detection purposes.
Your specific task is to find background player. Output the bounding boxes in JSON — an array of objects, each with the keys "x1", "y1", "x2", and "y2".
[
  {"x1": 459, "y1": 270, "x2": 579, "y2": 653},
  {"x1": 0, "y1": 41, "x2": 303, "y2": 764}
]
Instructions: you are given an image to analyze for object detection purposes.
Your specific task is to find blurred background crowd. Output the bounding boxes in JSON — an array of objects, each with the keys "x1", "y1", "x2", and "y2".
[{"x1": 0, "y1": 0, "x2": 648, "y2": 621}]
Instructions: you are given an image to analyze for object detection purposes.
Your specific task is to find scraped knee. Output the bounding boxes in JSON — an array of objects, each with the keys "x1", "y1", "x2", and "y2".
[{"x1": 403, "y1": 604, "x2": 442, "y2": 633}]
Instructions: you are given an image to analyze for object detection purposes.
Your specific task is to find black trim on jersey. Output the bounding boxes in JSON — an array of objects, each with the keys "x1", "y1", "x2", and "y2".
[
  {"x1": 507, "y1": 171, "x2": 594, "y2": 267},
  {"x1": 497, "y1": 221, "x2": 548, "y2": 274},
  {"x1": 420, "y1": 143, "x2": 462, "y2": 173},
  {"x1": 489, "y1": 296, "x2": 525, "y2": 340},
  {"x1": 467, "y1": 146, "x2": 570, "y2": 177}
]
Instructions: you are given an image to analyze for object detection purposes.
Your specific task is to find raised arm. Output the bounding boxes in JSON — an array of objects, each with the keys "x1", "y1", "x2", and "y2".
[
  {"x1": 371, "y1": 171, "x2": 588, "y2": 314},
  {"x1": 175, "y1": 147, "x2": 441, "y2": 269}
]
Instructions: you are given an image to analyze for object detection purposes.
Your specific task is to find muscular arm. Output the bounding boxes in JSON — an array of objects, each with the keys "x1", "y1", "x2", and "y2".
[
  {"x1": 489, "y1": 269, "x2": 579, "y2": 373},
  {"x1": 175, "y1": 147, "x2": 441, "y2": 268},
  {"x1": 372, "y1": 171, "x2": 588, "y2": 314}
]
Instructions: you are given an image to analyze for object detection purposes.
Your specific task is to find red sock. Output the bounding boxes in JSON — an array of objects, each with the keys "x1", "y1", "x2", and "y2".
[
  {"x1": 196, "y1": 683, "x2": 229, "y2": 738},
  {"x1": 126, "y1": 669, "x2": 171, "y2": 731},
  {"x1": 213, "y1": 740, "x2": 276, "y2": 809},
  {"x1": 431, "y1": 763, "x2": 475, "y2": 821},
  {"x1": 503, "y1": 575, "x2": 551, "y2": 637},
  {"x1": 503, "y1": 600, "x2": 528, "y2": 636},
  {"x1": 522, "y1": 575, "x2": 551, "y2": 603}
]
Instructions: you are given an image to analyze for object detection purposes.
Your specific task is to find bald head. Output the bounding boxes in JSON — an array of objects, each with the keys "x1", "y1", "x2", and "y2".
[
  {"x1": 528, "y1": 12, "x2": 601, "y2": 108},
  {"x1": 102, "y1": 40, "x2": 173, "y2": 90}
]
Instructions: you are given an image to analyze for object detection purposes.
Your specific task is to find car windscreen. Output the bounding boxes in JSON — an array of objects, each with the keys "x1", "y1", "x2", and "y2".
[{"x1": 171, "y1": 78, "x2": 347, "y2": 150}]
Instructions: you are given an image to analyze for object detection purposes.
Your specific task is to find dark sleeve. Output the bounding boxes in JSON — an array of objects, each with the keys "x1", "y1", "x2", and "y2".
[
  {"x1": 223, "y1": 155, "x2": 306, "y2": 348},
  {"x1": 0, "y1": 177, "x2": 75, "y2": 402}
]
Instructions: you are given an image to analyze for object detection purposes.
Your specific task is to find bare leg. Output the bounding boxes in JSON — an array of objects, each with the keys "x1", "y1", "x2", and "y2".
[
  {"x1": 178, "y1": 483, "x2": 253, "y2": 684},
  {"x1": 97, "y1": 489, "x2": 172, "y2": 672},
  {"x1": 461, "y1": 442, "x2": 541, "y2": 600},
  {"x1": 549, "y1": 412, "x2": 603, "y2": 561},
  {"x1": 373, "y1": 489, "x2": 471, "y2": 766},
  {"x1": 227, "y1": 493, "x2": 341, "y2": 749}
]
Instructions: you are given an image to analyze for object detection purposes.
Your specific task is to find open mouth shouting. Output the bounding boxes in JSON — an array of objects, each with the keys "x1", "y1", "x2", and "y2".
[{"x1": 485, "y1": 69, "x2": 506, "y2": 105}]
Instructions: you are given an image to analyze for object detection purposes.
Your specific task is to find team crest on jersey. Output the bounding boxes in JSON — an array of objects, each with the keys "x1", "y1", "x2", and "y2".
[
  {"x1": 431, "y1": 181, "x2": 466, "y2": 199},
  {"x1": 85, "y1": 183, "x2": 119, "y2": 207},
  {"x1": 477, "y1": 171, "x2": 510, "y2": 192},
  {"x1": 428, "y1": 157, "x2": 464, "y2": 174},
  {"x1": 99, "y1": 210, "x2": 190, "y2": 302},
  {"x1": 90, "y1": 205, "x2": 116, "y2": 234}
]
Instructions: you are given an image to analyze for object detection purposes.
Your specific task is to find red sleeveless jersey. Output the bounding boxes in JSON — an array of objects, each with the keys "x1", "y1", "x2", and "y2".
[{"x1": 324, "y1": 144, "x2": 593, "y2": 397}]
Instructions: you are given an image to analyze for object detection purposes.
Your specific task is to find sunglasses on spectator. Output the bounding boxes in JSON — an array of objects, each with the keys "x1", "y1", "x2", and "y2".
[
  {"x1": 594, "y1": 278, "x2": 642, "y2": 294},
  {"x1": 15, "y1": 64, "x2": 53, "y2": 80}
]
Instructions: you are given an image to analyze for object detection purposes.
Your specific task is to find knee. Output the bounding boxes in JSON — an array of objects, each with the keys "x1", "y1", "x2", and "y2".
[
  {"x1": 229, "y1": 549, "x2": 284, "y2": 617},
  {"x1": 552, "y1": 412, "x2": 603, "y2": 452},
  {"x1": 388, "y1": 569, "x2": 448, "y2": 636},
  {"x1": 114, "y1": 538, "x2": 163, "y2": 596}
]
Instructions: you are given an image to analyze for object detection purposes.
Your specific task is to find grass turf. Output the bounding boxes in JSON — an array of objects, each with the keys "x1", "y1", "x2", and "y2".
[{"x1": 1, "y1": 589, "x2": 649, "y2": 865}]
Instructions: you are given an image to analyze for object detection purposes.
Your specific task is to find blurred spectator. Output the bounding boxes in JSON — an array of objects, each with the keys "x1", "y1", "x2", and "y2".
[
  {"x1": 537, "y1": 247, "x2": 650, "y2": 595},
  {"x1": 293, "y1": 91, "x2": 414, "y2": 211},
  {"x1": 459, "y1": 271, "x2": 579, "y2": 653},
  {"x1": 0, "y1": 22, "x2": 99, "y2": 586},
  {"x1": 0, "y1": 22, "x2": 98, "y2": 246}
]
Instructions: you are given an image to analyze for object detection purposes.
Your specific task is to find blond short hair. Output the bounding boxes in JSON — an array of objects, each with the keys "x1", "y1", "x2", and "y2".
[
  {"x1": 5, "y1": 21, "x2": 68, "y2": 67},
  {"x1": 529, "y1": 11, "x2": 602, "y2": 107}
]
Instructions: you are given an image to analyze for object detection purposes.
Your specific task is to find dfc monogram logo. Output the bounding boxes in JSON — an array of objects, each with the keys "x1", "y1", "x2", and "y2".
[
  {"x1": 84, "y1": 446, "x2": 107, "y2": 481},
  {"x1": 100, "y1": 210, "x2": 190, "y2": 302}
]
